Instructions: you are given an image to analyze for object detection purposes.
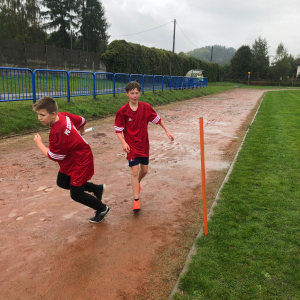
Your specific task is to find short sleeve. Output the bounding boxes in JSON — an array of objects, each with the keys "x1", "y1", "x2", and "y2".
[
  {"x1": 61, "y1": 112, "x2": 86, "y2": 130},
  {"x1": 146, "y1": 104, "x2": 161, "y2": 124},
  {"x1": 114, "y1": 109, "x2": 125, "y2": 133}
]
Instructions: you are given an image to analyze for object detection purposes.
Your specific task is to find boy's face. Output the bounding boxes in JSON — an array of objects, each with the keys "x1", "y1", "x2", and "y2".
[
  {"x1": 36, "y1": 109, "x2": 57, "y2": 126},
  {"x1": 126, "y1": 88, "x2": 140, "y2": 104}
]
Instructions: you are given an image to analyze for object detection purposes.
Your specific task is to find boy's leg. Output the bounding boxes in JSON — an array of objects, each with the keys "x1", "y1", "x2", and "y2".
[
  {"x1": 56, "y1": 171, "x2": 71, "y2": 190},
  {"x1": 138, "y1": 164, "x2": 148, "y2": 183},
  {"x1": 57, "y1": 172, "x2": 105, "y2": 202},
  {"x1": 70, "y1": 183, "x2": 107, "y2": 212},
  {"x1": 70, "y1": 184, "x2": 110, "y2": 223},
  {"x1": 131, "y1": 165, "x2": 140, "y2": 200}
]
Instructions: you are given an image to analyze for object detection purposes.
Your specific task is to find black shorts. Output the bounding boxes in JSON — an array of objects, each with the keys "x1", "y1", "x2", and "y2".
[{"x1": 128, "y1": 157, "x2": 149, "y2": 167}]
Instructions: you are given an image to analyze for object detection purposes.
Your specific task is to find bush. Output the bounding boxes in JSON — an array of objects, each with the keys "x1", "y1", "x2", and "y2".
[{"x1": 101, "y1": 40, "x2": 223, "y2": 82}]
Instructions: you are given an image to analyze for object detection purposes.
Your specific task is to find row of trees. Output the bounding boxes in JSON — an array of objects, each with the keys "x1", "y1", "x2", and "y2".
[
  {"x1": 0, "y1": 0, "x2": 110, "y2": 53},
  {"x1": 224, "y1": 37, "x2": 299, "y2": 81}
]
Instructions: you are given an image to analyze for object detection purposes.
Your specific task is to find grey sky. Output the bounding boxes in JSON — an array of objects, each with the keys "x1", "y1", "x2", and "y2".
[{"x1": 103, "y1": 0, "x2": 300, "y2": 60}]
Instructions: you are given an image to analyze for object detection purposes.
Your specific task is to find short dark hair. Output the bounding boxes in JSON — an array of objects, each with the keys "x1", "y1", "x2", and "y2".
[
  {"x1": 125, "y1": 81, "x2": 141, "y2": 93},
  {"x1": 32, "y1": 96, "x2": 58, "y2": 114}
]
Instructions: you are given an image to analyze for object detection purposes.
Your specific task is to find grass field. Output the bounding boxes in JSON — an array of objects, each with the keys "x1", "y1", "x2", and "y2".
[
  {"x1": 173, "y1": 90, "x2": 300, "y2": 300},
  {"x1": 0, "y1": 84, "x2": 235, "y2": 137}
]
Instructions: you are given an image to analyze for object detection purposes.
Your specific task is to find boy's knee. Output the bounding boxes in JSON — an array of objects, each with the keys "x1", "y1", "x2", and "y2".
[
  {"x1": 70, "y1": 189, "x2": 84, "y2": 202},
  {"x1": 131, "y1": 169, "x2": 139, "y2": 178},
  {"x1": 57, "y1": 180, "x2": 69, "y2": 190}
]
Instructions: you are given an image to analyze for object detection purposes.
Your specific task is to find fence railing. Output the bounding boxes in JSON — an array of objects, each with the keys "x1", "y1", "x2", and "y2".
[{"x1": 0, "y1": 67, "x2": 208, "y2": 103}]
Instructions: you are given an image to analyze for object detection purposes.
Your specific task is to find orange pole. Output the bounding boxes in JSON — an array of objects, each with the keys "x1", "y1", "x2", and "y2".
[{"x1": 199, "y1": 117, "x2": 208, "y2": 235}]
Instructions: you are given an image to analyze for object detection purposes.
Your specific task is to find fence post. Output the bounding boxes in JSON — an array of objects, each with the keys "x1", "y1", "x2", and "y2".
[
  {"x1": 93, "y1": 73, "x2": 96, "y2": 99},
  {"x1": 32, "y1": 70, "x2": 36, "y2": 104},
  {"x1": 113, "y1": 73, "x2": 116, "y2": 97},
  {"x1": 142, "y1": 75, "x2": 145, "y2": 94},
  {"x1": 153, "y1": 76, "x2": 155, "y2": 93},
  {"x1": 67, "y1": 72, "x2": 70, "y2": 102}
]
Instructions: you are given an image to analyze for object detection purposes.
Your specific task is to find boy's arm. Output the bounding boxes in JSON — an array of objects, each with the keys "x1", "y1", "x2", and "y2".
[
  {"x1": 79, "y1": 125, "x2": 85, "y2": 135},
  {"x1": 159, "y1": 120, "x2": 174, "y2": 141},
  {"x1": 34, "y1": 133, "x2": 49, "y2": 158},
  {"x1": 116, "y1": 132, "x2": 130, "y2": 153}
]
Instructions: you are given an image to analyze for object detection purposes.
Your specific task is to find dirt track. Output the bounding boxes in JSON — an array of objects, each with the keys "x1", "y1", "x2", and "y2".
[{"x1": 0, "y1": 88, "x2": 264, "y2": 300}]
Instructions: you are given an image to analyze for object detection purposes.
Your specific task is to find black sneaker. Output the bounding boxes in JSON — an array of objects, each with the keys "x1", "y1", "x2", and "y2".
[
  {"x1": 89, "y1": 205, "x2": 110, "y2": 223},
  {"x1": 95, "y1": 184, "x2": 106, "y2": 201}
]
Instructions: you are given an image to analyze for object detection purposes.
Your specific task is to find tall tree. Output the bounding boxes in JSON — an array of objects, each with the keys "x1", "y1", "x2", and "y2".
[
  {"x1": 230, "y1": 45, "x2": 252, "y2": 79},
  {"x1": 0, "y1": 0, "x2": 46, "y2": 43},
  {"x1": 270, "y1": 43, "x2": 291, "y2": 80},
  {"x1": 76, "y1": 0, "x2": 110, "y2": 53},
  {"x1": 251, "y1": 37, "x2": 269, "y2": 79},
  {"x1": 41, "y1": 0, "x2": 77, "y2": 48}
]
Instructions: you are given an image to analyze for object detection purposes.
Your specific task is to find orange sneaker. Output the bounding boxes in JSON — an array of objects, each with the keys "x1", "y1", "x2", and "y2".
[
  {"x1": 138, "y1": 183, "x2": 141, "y2": 194},
  {"x1": 133, "y1": 199, "x2": 141, "y2": 211}
]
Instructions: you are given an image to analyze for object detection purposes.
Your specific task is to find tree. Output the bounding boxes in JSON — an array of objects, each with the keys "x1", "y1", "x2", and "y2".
[
  {"x1": 76, "y1": 0, "x2": 110, "y2": 53},
  {"x1": 270, "y1": 43, "x2": 291, "y2": 80},
  {"x1": 222, "y1": 63, "x2": 231, "y2": 79},
  {"x1": 41, "y1": 0, "x2": 77, "y2": 48},
  {"x1": 178, "y1": 51, "x2": 187, "y2": 58},
  {"x1": 0, "y1": 0, "x2": 46, "y2": 43},
  {"x1": 230, "y1": 45, "x2": 252, "y2": 80},
  {"x1": 251, "y1": 37, "x2": 269, "y2": 79}
]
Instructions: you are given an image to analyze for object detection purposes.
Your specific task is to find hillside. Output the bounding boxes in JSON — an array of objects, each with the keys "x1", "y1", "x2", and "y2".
[{"x1": 186, "y1": 45, "x2": 236, "y2": 66}]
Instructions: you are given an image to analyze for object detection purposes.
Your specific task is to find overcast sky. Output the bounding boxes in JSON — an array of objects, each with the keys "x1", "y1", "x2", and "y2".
[{"x1": 103, "y1": 0, "x2": 300, "y2": 60}]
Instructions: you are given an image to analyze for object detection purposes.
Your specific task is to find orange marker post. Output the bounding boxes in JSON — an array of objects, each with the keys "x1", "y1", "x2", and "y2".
[{"x1": 199, "y1": 117, "x2": 208, "y2": 235}]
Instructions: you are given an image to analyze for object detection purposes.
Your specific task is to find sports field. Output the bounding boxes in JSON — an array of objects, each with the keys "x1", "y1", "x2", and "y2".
[{"x1": 0, "y1": 88, "x2": 267, "y2": 299}]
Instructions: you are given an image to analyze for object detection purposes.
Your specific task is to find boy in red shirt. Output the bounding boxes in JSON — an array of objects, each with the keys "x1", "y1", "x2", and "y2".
[
  {"x1": 115, "y1": 82, "x2": 174, "y2": 210},
  {"x1": 33, "y1": 96, "x2": 109, "y2": 223}
]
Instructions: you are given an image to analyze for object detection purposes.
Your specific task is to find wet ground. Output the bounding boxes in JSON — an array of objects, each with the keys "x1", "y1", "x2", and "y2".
[{"x1": 0, "y1": 88, "x2": 265, "y2": 299}]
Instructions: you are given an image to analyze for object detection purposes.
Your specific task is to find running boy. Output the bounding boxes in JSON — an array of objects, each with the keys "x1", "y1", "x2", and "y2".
[
  {"x1": 114, "y1": 81, "x2": 174, "y2": 211},
  {"x1": 32, "y1": 96, "x2": 109, "y2": 223}
]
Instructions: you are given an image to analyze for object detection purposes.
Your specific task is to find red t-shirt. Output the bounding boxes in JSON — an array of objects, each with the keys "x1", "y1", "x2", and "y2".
[
  {"x1": 114, "y1": 102, "x2": 161, "y2": 160},
  {"x1": 47, "y1": 112, "x2": 94, "y2": 186}
]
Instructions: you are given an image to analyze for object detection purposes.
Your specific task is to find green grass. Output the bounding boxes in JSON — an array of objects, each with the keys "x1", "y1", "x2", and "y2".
[
  {"x1": 0, "y1": 84, "x2": 235, "y2": 137},
  {"x1": 173, "y1": 90, "x2": 300, "y2": 300}
]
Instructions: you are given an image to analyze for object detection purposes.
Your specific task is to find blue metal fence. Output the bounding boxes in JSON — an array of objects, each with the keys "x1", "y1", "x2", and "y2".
[
  {"x1": 69, "y1": 71, "x2": 94, "y2": 101},
  {"x1": 153, "y1": 75, "x2": 163, "y2": 91},
  {"x1": 95, "y1": 72, "x2": 114, "y2": 96},
  {"x1": 0, "y1": 67, "x2": 34, "y2": 102},
  {"x1": 143, "y1": 75, "x2": 154, "y2": 93},
  {"x1": 33, "y1": 69, "x2": 68, "y2": 103},
  {"x1": 163, "y1": 76, "x2": 171, "y2": 91},
  {"x1": 0, "y1": 67, "x2": 208, "y2": 103}
]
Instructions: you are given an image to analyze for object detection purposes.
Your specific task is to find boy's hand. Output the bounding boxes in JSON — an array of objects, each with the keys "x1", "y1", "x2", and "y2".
[
  {"x1": 122, "y1": 142, "x2": 130, "y2": 153},
  {"x1": 34, "y1": 133, "x2": 42, "y2": 145},
  {"x1": 166, "y1": 131, "x2": 174, "y2": 141}
]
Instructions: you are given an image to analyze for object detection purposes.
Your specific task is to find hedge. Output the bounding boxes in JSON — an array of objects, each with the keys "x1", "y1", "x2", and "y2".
[{"x1": 100, "y1": 40, "x2": 223, "y2": 82}]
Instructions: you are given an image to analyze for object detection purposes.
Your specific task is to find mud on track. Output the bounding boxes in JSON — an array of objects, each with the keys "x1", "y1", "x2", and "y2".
[{"x1": 0, "y1": 89, "x2": 265, "y2": 300}]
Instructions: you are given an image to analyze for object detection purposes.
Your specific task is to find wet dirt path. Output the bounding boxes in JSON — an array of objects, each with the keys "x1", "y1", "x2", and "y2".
[{"x1": 0, "y1": 88, "x2": 265, "y2": 299}]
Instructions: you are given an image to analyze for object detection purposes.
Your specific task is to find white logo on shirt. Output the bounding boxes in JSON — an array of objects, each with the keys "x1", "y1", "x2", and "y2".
[
  {"x1": 64, "y1": 129, "x2": 70, "y2": 136},
  {"x1": 128, "y1": 118, "x2": 133, "y2": 121},
  {"x1": 66, "y1": 116, "x2": 71, "y2": 130}
]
